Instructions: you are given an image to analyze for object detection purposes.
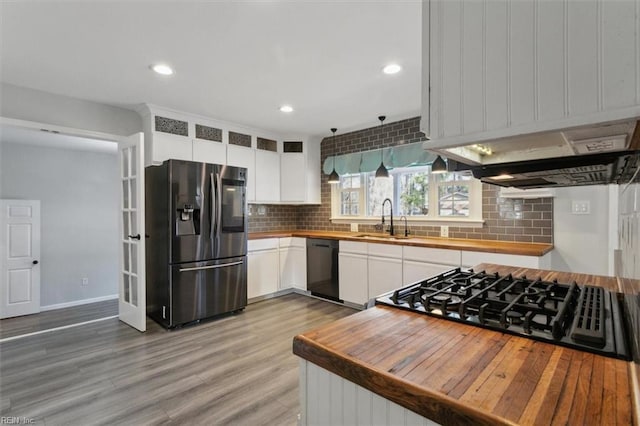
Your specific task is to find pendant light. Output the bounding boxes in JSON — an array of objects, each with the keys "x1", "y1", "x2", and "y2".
[
  {"x1": 431, "y1": 155, "x2": 447, "y2": 174},
  {"x1": 327, "y1": 128, "x2": 340, "y2": 184},
  {"x1": 375, "y1": 116, "x2": 390, "y2": 179}
]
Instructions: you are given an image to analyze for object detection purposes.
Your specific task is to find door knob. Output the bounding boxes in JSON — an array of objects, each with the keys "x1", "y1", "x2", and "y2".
[
  {"x1": 33, "y1": 260, "x2": 39, "y2": 265},
  {"x1": 128, "y1": 234, "x2": 141, "y2": 240}
]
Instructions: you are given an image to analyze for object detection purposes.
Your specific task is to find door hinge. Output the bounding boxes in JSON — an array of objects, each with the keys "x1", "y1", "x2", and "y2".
[{"x1": 162, "y1": 306, "x2": 166, "y2": 319}]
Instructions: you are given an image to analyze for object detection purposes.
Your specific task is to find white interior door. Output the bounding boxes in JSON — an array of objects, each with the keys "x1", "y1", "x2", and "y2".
[
  {"x1": 0, "y1": 200, "x2": 41, "y2": 319},
  {"x1": 118, "y1": 133, "x2": 146, "y2": 332}
]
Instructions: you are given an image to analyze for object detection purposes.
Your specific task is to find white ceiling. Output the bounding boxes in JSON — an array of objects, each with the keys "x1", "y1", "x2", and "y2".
[{"x1": 0, "y1": 1, "x2": 422, "y2": 138}]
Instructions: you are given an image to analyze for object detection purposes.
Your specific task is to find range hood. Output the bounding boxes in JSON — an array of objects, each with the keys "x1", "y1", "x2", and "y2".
[{"x1": 434, "y1": 119, "x2": 640, "y2": 188}]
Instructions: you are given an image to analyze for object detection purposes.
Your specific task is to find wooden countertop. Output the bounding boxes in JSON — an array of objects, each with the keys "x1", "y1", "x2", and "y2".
[
  {"x1": 249, "y1": 230, "x2": 553, "y2": 256},
  {"x1": 293, "y1": 264, "x2": 638, "y2": 426}
]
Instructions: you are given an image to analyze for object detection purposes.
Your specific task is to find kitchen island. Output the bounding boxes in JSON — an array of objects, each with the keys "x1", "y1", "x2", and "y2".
[{"x1": 293, "y1": 264, "x2": 639, "y2": 425}]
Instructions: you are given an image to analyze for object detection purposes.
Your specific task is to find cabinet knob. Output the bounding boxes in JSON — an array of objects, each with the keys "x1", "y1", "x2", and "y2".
[{"x1": 33, "y1": 260, "x2": 39, "y2": 265}]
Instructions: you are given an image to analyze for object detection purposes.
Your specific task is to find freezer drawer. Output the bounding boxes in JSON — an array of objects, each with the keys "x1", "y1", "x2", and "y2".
[{"x1": 169, "y1": 256, "x2": 247, "y2": 326}]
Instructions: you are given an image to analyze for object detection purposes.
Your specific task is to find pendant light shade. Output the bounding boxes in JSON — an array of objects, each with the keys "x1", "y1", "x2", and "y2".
[
  {"x1": 327, "y1": 128, "x2": 340, "y2": 184},
  {"x1": 375, "y1": 154, "x2": 390, "y2": 178},
  {"x1": 328, "y1": 169, "x2": 340, "y2": 183},
  {"x1": 375, "y1": 116, "x2": 390, "y2": 179},
  {"x1": 431, "y1": 155, "x2": 447, "y2": 174}
]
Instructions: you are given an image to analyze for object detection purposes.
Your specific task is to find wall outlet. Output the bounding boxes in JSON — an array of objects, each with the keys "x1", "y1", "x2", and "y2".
[
  {"x1": 440, "y1": 225, "x2": 449, "y2": 238},
  {"x1": 571, "y1": 200, "x2": 591, "y2": 215},
  {"x1": 81, "y1": 277, "x2": 89, "y2": 286},
  {"x1": 350, "y1": 223, "x2": 359, "y2": 232}
]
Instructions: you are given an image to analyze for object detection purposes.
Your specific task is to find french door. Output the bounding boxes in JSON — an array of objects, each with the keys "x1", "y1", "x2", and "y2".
[{"x1": 118, "y1": 133, "x2": 146, "y2": 331}]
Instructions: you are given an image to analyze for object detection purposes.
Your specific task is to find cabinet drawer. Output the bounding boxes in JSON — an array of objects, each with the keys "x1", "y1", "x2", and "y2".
[
  {"x1": 367, "y1": 243, "x2": 402, "y2": 259},
  {"x1": 248, "y1": 238, "x2": 279, "y2": 252},
  {"x1": 402, "y1": 246, "x2": 460, "y2": 266},
  {"x1": 279, "y1": 237, "x2": 305, "y2": 249},
  {"x1": 340, "y1": 241, "x2": 368, "y2": 255}
]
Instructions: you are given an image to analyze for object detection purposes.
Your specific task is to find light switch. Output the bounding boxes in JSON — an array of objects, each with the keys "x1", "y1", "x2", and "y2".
[{"x1": 571, "y1": 200, "x2": 590, "y2": 215}]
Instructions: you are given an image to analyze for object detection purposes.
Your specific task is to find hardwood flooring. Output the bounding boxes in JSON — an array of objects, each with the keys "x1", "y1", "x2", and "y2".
[
  {"x1": 0, "y1": 294, "x2": 356, "y2": 425},
  {"x1": 0, "y1": 299, "x2": 118, "y2": 340}
]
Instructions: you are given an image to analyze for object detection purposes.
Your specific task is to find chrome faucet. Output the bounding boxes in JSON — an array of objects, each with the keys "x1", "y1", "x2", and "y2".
[
  {"x1": 399, "y1": 215, "x2": 409, "y2": 237},
  {"x1": 382, "y1": 198, "x2": 394, "y2": 236}
]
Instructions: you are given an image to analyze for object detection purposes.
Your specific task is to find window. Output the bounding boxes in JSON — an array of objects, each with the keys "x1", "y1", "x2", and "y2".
[{"x1": 332, "y1": 165, "x2": 483, "y2": 224}]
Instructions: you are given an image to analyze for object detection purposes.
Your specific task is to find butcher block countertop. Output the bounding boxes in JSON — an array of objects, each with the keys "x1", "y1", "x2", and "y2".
[
  {"x1": 249, "y1": 230, "x2": 553, "y2": 256},
  {"x1": 293, "y1": 264, "x2": 638, "y2": 426}
]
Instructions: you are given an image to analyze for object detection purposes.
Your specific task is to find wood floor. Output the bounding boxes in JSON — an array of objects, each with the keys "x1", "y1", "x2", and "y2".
[
  {"x1": 0, "y1": 294, "x2": 356, "y2": 425},
  {"x1": 0, "y1": 299, "x2": 118, "y2": 339}
]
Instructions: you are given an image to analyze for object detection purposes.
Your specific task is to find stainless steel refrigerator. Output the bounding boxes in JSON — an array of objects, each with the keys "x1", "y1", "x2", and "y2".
[{"x1": 145, "y1": 159, "x2": 247, "y2": 328}]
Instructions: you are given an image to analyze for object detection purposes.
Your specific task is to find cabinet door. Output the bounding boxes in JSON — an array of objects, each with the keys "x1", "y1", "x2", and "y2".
[
  {"x1": 368, "y1": 256, "x2": 403, "y2": 298},
  {"x1": 280, "y1": 246, "x2": 307, "y2": 290},
  {"x1": 192, "y1": 139, "x2": 226, "y2": 164},
  {"x1": 247, "y1": 250, "x2": 279, "y2": 299},
  {"x1": 227, "y1": 144, "x2": 256, "y2": 202},
  {"x1": 151, "y1": 132, "x2": 192, "y2": 164},
  {"x1": 280, "y1": 153, "x2": 306, "y2": 202},
  {"x1": 339, "y1": 253, "x2": 368, "y2": 306},
  {"x1": 255, "y1": 150, "x2": 280, "y2": 202},
  {"x1": 402, "y1": 260, "x2": 452, "y2": 286}
]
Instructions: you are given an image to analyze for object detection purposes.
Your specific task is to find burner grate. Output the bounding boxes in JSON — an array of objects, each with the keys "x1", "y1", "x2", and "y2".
[{"x1": 570, "y1": 286, "x2": 605, "y2": 346}]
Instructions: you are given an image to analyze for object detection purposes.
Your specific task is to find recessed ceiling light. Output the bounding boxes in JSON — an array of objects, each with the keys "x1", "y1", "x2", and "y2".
[
  {"x1": 150, "y1": 64, "x2": 174, "y2": 76},
  {"x1": 383, "y1": 64, "x2": 402, "y2": 75},
  {"x1": 279, "y1": 105, "x2": 294, "y2": 113}
]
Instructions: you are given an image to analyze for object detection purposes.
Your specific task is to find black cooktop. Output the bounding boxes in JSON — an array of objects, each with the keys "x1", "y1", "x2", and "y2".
[{"x1": 375, "y1": 268, "x2": 630, "y2": 360}]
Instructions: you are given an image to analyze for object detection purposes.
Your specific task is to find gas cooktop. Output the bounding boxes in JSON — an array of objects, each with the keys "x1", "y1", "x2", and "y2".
[{"x1": 375, "y1": 268, "x2": 630, "y2": 360}]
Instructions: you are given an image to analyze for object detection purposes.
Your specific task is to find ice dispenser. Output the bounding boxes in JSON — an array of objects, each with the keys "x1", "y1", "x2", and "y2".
[{"x1": 176, "y1": 203, "x2": 200, "y2": 235}]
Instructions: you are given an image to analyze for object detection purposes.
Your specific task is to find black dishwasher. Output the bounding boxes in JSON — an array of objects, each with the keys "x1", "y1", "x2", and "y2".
[{"x1": 306, "y1": 238, "x2": 340, "y2": 301}]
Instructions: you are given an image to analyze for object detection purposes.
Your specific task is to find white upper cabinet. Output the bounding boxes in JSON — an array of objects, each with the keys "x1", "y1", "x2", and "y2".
[
  {"x1": 280, "y1": 138, "x2": 321, "y2": 204},
  {"x1": 227, "y1": 144, "x2": 256, "y2": 202},
  {"x1": 137, "y1": 105, "x2": 320, "y2": 205},
  {"x1": 255, "y1": 148, "x2": 280, "y2": 203},
  {"x1": 423, "y1": 0, "x2": 640, "y2": 145}
]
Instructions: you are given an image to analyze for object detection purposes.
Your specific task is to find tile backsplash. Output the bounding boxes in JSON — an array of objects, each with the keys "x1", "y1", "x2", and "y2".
[
  {"x1": 248, "y1": 204, "x2": 299, "y2": 233},
  {"x1": 248, "y1": 117, "x2": 553, "y2": 243}
]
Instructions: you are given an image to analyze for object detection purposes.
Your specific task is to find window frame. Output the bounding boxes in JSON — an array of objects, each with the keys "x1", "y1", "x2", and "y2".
[{"x1": 330, "y1": 166, "x2": 484, "y2": 227}]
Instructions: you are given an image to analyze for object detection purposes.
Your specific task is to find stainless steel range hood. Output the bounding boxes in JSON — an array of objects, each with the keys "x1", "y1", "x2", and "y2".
[{"x1": 432, "y1": 119, "x2": 640, "y2": 188}]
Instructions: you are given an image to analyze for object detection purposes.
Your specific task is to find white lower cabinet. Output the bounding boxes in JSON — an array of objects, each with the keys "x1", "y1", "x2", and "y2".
[
  {"x1": 339, "y1": 253, "x2": 368, "y2": 306},
  {"x1": 338, "y1": 241, "x2": 369, "y2": 306},
  {"x1": 368, "y1": 243, "x2": 403, "y2": 298},
  {"x1": 247, "y1": 239, "x2": 279, "y2": 299},
  {"x1": 368, "y1": 256, "x2": 403, "y2": 298},
  {"x1": 279, "y1": 237, "x2": 307, "y2": 290},
  {"x1": 402, "y1": 246, "x2": 461, "y2": 285},
  {"x1": 403, "y1": 260, "x2": 454, "y2": 285}
]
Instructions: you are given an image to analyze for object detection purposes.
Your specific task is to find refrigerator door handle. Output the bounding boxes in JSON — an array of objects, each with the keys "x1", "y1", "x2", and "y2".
[
  {"x1": 179, "y1": 260, "x2": 244, "y2": 272},
  {"x1": 210, "y1": 173, "x2": 217, "y2": 238},
  {"x1": 216, "y1": 173, "x2": 223, "y2": 235}
]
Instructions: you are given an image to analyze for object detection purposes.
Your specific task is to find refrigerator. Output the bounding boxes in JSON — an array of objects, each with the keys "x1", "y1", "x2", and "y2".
[{"x1": 145, "y1": 159, "x2": 247, "y2": 328}]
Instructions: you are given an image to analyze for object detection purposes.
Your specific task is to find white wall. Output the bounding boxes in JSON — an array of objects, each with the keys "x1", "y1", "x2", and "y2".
[
  {"x1": 0, "y1": 83, "x2": 142, "y2": 136},
  {"x1": 0, "y1": 142, "x2": 119, "y2": 306},
  {"x1": 551, "y1": 185, "x2": 611, "y2": 276}
]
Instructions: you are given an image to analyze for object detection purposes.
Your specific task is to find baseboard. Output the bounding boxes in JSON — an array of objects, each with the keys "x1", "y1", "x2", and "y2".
[{"x1": 40, "y1": 294, "x2": 118, "y2": 312}]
